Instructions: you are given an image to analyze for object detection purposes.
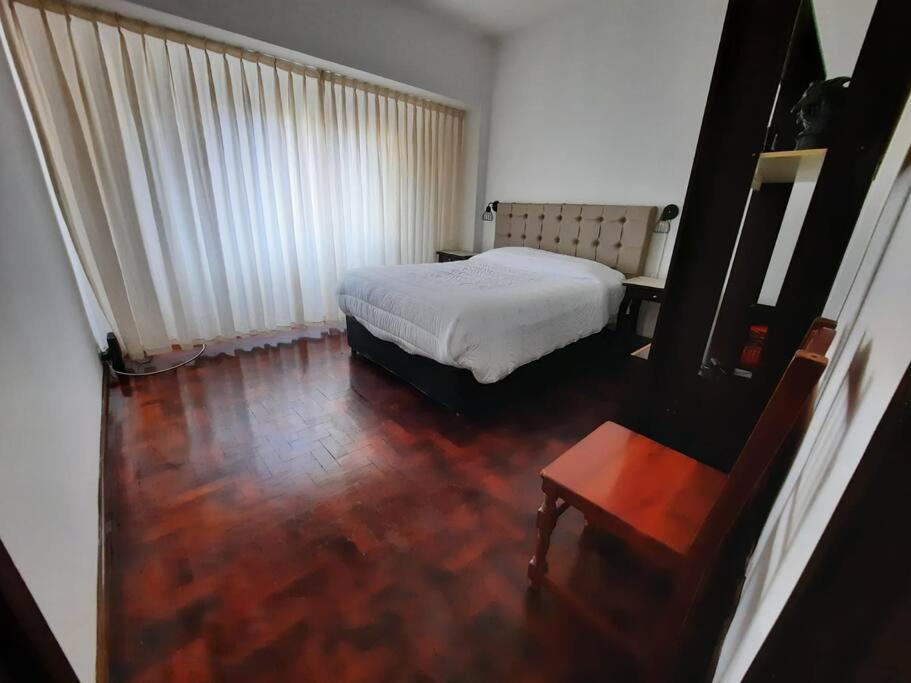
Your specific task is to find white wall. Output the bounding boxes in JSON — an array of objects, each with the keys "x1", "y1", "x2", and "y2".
[
  {"x1": 814, "y1": 0, "x2": 877, "y2": 76},
  {"x1": 483, "y1": 0, "x2": 727, "y2": 275},
  {"x1": 0, "y1": 30, "x2": 102, "y2": 683},
  {"x1": 111, "y1": 0, "x2": 498, "y2": 253}
]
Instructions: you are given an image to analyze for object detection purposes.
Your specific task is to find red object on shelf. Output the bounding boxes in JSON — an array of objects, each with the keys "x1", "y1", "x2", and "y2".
[{"x1": 740, "y1": 325, "x2": 768, "y2": 368}]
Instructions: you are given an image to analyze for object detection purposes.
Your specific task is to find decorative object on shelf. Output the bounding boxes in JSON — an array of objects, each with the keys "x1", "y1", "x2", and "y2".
[
  {"x1": 738, "y1": 324, "x2": 769, "y2": 370},
  {"x1": 481, "y1": 201, "x2": 499, "y2": 221},
  {"x1": 791, "y1": 77, "x2": 851, "y2": 150}
]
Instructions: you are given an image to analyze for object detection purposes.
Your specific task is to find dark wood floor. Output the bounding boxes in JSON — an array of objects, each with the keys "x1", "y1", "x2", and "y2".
[{"x1": 105, "y1": 327, "x2": 660, "y2": 682}]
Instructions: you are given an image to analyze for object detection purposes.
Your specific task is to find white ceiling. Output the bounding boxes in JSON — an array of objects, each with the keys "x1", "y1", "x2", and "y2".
[{"x1": 400, "y1": 0, "x2": 585, "y2": 36}]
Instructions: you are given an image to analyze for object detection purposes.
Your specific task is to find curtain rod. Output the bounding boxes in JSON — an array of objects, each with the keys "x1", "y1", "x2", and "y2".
[{"x1": 9, "y1": 0, "x2": 466, "y2": 118}]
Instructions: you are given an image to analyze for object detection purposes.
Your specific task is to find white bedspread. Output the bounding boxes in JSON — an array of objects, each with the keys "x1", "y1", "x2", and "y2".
[{"x1": 337, "y1": 247, "x2": 626, "y2": 383}]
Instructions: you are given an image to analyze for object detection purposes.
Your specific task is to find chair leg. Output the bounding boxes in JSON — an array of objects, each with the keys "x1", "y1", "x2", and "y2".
[{"x1": 528, "y1": 492, "x2": 558, "y2": 588}]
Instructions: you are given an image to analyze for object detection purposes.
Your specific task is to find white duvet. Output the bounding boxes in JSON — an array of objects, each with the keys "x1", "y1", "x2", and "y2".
[{"x1": 337, "y1": 247, "x2": 626, "y2": 383}]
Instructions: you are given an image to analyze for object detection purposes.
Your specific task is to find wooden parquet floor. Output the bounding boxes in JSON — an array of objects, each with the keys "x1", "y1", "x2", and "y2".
[{"x1": 105, "y1": 327, "x2": 657, "y2": 682}]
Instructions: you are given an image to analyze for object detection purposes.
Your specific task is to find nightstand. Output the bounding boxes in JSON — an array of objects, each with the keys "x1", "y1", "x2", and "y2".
[
  {"x1": 618, "y1": 276, "x2": 665, "y2": 337},
  {"x1": 436, "y1": 250, "x2": 476, "y2": 263}
]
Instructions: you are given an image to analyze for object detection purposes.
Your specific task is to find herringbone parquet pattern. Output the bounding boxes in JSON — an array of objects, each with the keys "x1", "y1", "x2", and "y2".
[{"x1": 105, "y1": 327, "x2": 651, "y2": 682}]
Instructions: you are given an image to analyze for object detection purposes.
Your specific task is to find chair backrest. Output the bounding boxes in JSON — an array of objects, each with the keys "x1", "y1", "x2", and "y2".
[
  {"x1": 658, "y1": 318, "x2": 837, "y2": 675},
  {"x1": 719, "y1": 317, "x2": 836, "y2": 520},
  {"x1": 798, "y1": 316, "x2": 838, "y2": 356}
]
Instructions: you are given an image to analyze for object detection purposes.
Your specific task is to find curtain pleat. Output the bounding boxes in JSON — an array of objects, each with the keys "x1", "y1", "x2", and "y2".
[{"x1": 4, "y1": 1, "x2": 465, "y2": 356}]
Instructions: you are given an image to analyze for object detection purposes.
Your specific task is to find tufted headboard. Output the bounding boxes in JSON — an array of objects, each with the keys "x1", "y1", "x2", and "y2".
[{"x1": 493, "y1": 203, "x2": 658, "y2": 277}]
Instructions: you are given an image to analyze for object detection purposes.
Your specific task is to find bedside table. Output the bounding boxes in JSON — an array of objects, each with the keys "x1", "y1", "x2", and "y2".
[
  {"x1": 436, "y1": 250, "x2": 476, "y2": 263},
  {"x1": 618, "y1": 276, "x2": 665, "y2": 337}
]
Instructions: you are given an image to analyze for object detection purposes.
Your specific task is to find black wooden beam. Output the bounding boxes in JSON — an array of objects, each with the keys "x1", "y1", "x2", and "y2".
[
  {"x1": 707, "y1": 0, "x2": 825, "y2": 371},
  {"x1": 762, "y1": 0, "x2": 911, "y2": 385},
  {"x1": 649, "y1": 0, "x2": 803, "y2": 412},
  {"x1": 0, "y1": 539, "x2": 79, "y2": 683}
]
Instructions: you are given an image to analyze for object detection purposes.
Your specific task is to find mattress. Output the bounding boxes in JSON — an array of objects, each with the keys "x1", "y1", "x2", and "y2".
[{"x1": 337, "y1": 247, "x2": 626, "y2": 383}]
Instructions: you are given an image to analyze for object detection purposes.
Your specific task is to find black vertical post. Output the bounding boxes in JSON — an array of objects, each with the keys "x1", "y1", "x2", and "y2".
[
  {"x1": 0, "y1": 539, "x2": 79, "y2": 683},
  {"x1": 649, "y1": 0, "x2": 803, "y2": 430}
]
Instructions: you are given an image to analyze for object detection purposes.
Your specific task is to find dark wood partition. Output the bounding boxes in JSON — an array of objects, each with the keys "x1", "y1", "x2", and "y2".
[
  {"x1": 761, "y1": 0, "x2": 911, "y2": 387},
  {"x1": 646, "y1": 0, "x2": 910, "y2": 467},
  {"x1": 645, "y1": 0, "x2": 804, "y2": 465},
  {"x1": 706, "y1": 1, "x2": 825, "y2": 371}
]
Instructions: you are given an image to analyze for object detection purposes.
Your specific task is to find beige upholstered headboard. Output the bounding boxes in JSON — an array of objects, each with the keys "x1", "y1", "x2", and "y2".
[{"x1": 493, "y1": 203, "x2": 658, "y2": 276}]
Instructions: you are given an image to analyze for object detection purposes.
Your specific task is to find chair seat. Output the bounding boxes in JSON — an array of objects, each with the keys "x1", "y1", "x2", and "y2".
[{"x1": 541, "y1": 422, "x2": 727, "y2": 555}]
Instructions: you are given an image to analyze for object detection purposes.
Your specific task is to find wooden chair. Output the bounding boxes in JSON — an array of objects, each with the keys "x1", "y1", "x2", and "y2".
[{"x1": 528, "y1": 318, "x2": 837, "y2": 680}]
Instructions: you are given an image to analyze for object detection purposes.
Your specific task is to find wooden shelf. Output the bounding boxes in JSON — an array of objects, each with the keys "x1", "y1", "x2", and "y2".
[{"x1": 751, "y1": 148, "x2": 827, "y2": 190}]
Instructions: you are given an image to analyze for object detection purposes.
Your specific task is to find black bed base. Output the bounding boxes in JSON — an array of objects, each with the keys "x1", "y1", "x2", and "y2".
[{"x1": 345, "y1": 316, "x2": 617, "y2": 414}]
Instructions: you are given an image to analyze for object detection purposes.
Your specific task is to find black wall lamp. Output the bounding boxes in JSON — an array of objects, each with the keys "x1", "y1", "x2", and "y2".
[
  {"x1": 655, "y1": 204, "x2": 680, "y2": 272},
  {"x1": 656, "y1": 204, "x2": 679, "y2": 234},
  {"x1": 481, "y1": 200, "x2": 499, "y2": 221}
]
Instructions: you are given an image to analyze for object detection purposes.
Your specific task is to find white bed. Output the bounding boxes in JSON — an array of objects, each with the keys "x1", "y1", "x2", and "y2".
[{"x1": 338, "y1": 247, "x2": 626, "y2": 383}]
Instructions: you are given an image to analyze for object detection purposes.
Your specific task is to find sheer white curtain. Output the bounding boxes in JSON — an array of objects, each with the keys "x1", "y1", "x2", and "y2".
[{"x1": 3, "y1": 1, "x2": 464, "y2": 356}]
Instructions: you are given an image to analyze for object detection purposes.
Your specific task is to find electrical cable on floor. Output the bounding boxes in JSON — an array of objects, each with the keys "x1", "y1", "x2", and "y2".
[{"x1": 107, "y1": 344, "x2": 207, "y2": 377}]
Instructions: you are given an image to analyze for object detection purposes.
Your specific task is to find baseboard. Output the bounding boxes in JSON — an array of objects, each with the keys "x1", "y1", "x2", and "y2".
[{"x1": 96, "y1": 363, "x2": 112, "y2": 683}]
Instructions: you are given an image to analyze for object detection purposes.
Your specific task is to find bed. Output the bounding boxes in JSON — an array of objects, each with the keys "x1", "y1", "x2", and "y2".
[{"x1": 339, "y1": 202, "x2": 657, "y2": 411}]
